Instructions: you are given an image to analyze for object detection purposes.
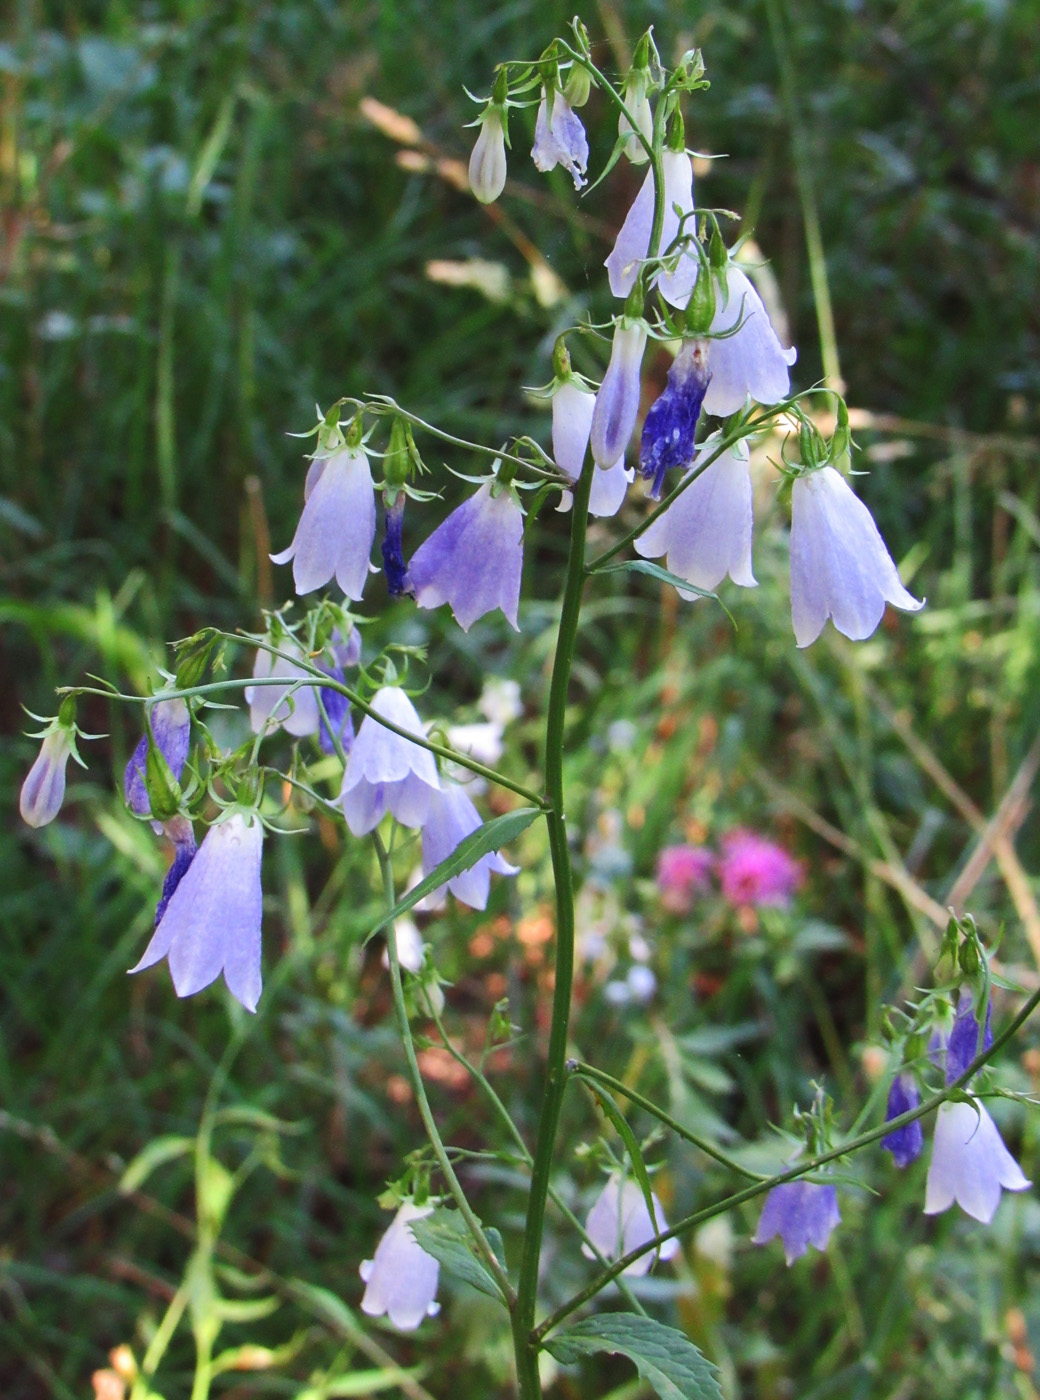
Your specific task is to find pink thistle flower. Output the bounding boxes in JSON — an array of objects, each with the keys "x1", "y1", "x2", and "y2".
[
  {"x1": 719, "y1": 829, "x2": 802, "y2": 909},
  {"x1": 656, "y1": 845, "x2": 715, "y2": 914}
]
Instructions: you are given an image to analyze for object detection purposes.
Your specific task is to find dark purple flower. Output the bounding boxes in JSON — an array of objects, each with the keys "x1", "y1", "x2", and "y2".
[
  {"x1": 752, "y1": 1181, "x2": 840, "y2": 1266},
  {"x1": 719, "y1": 829, "x2": 802, "y2": 909},
  {"x1": 946, "y1": 989, "x2": 992, "y2": 1085},
  {"x1": 124, "y1": 698, "x2": 191, "y2": 818},
  {"x1": 317, "y1": 665, "x2": 354, "y2": 758},
  {"x1": 882, "y1": 1073, "x2": 924, "y2": 1168},
  {"x1": 154, "y1": 816, "x2": 197, "y2": 926},
  {"x1": 638, "y1": 341, "x2": 711, "y2": 499},
  {"x1": 382, "y1": 495, "x2": 414, "y2": 598}
]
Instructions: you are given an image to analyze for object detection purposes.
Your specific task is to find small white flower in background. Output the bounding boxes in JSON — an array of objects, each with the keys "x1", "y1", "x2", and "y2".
[
  {"x1": 478, "y1": 676, "x2": 522, "y2": 728},
  {"x1": 270, "y1": 445, "x2": 377, "y2": 601},
  {"x1": 924, "y1": 1099, "x2": 1031, "y2": 1223},
  {"x1": 552, "y1": 375, "x2": 632, "y2": 518},
  {"x1": 245, "y1": 641, "x2": 320, "y2": 738},
  {"x1": 421, "y1": 782, "x2": 518, "y2": 911},
  {"x1": 582, "y1": 1173, "x2": 679, "y2": 1276},
  {"x1": 381, "y1": 915, "x2": 425, "y2": 974},
  {"x1": 635, "y1": 437, "x2": 757, "y2": 597},
  {"x1": 590, "y1": 319, "x2": 648, "y2": 470},
  {"x1": 360, "y1": 1202, "x2": 441, "y2": 1330},
  {"x1": 469, "y1": 106, "x2": 508, "y2": 205},
  {"x1": 790, "y1": 466, "x2": 924, "y2": 648},
  {"x1": 702, "y1": 263, "x2": 797, "y2": 417},
  {"x1": 340, "y1": 687, "x2": 440, "y2": 835},
  {"x1": 19, "y1": 727, "x2": 76, "y2": 828},
  {"x1": 605, "y1": 150, "x2": 697, "y2": 308},
  {"x1": 531, "y1": 85, "x2": 589, "y2": 188}
]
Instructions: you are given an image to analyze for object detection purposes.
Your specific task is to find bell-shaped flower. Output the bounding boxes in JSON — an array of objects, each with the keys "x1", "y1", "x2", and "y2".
[
  {"x1": 469, "y1": 106, "x2": 508, "y2": 205},
  {"x1": 19, "y1": 727, "x2": 76, "y2": 828},
  {"x1": 581, "y1": 1173, "x2": 680, "y2": 1277},
  {"x1": 590, "y1": 319, "x2": 648, "y2": 470},
  {"x1": 270, "y1": 446, "x2": 376, "y2": 601},
  {"x1": 531, "y1": 87, "x2": 588, "y2": 189},
  {"x1": 129, "y1": 812, "x2": 264, "y2": 1013},
  {"x1": 637, "y1": 341, "x2": 712, "y2": 499},
  {"x1": 945, "y1": 988, "x2": 993, "y2": 1083},
  {"x1": 360, "y1": 1202, "x2": 440, "y2": 1330},
  {"x1": 154, "y1": 816, "x2": 198, "y2": 927},
  {"x1": 925, "y1": 1099, "x2": 1030, "y2": 1222},
  {"x1": 551, "y1": 376, "x2": 631, "y2": 518},
  {"x1": 605, "y1": 150, "x2": 698, "y2": 308},
  {"x1": 882, "y1": 1073, "x2": 924, "y2": 1168},
  {"x1": 636, "y1": 437, "x2": 756, "y2": 594},
  {"x1": 124, "y1": 697, "x2": 191, "y2": 818},
  {"x1": 381, "y1": 493, "x2": 413, "y2": 598},
  {"x1": 408, "y1": 482, "x2": 523, "y2": 632},
  {"x1": 245, "y1": 641, "x2": 320, "y2": 738},
  {"x1": 752, "y1": 1181, "x2": 841, "y2": 1265},
  {"x1": 790, "y1": 466, "x2": 924, "y2": 648},
  {"x1": 703, "y1": 264, "x2": 797, "y2": 417},
  {"x1": 339, "y1": 687, "x2": 440, "y2": 836},
  {"x1": 420, "y1": 782, "x2": 518, "y2": 911},
  {"x1": 618, "y1": 71, "x2": 653, "y2": 164}
]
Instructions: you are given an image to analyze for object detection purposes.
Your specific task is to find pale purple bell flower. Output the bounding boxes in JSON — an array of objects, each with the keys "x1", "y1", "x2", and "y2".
[
  {"x1": 408, "y1": 482, "x2": 523, "y2": 632},
  {"x1": 469, "y1": 107, "x2": 507, "y2": 205},
  {"x1": 752, "y1": 1181, "x2": 841, "y2": 1265},
  {"x1": 882, "y1": 1073, "x2": 924, "y2": 1168},
  {"x1": 420, "y1": 782, "x2": 518, "y2": 911},
  {"x1": 246, "y1": 642, "x2": 321, "y2": 737},
  {"x1": 590, "y1": 320, "x2": 648, "y2": 470},
  {"x1": 19, "y1": 728, "x2": 75, "y2": 828},
  {"x1": 790, "y1": 466, "x2": 924, "y2": 648},
  {"x1": 637, "y1": 340, "x2": 711, "y2": 499},
  {"x1": 339, "y1": 687, "x2": 440, "y2": 836},
  {"x1": 360, "y1": 1202, "x2": 440, "y2": 1330},
  {"x1": 703, "y1": 265, "x2": 797, "y2": 418},
  {"x1": 124, "y1": 697, "x2": 191, "y2": 817},
  {"x1": 129, "y1": 812, "x2": 264, "y2": 1012},
  {"x1": 551, "y1": 377, "x2": 631, "y2": 518},
  {"x1": 636, "y1": 437, "x2": 756, "y2": 596},
  {"x1": 270, "y1": 445, "x2": 376, "y2": 601},
  {"x1": 925, "y1": 1099, "x2": 1030, "y2": 1222},
  {"x1": 531, "y1": 87, "x2": 588, "y2": 189},
  {"x1": 605, "y1": 150, "x2": 697, "y2": 308},
  {"x1": 581, "y1": 1173, "x2": 680, "y2": 1277}
]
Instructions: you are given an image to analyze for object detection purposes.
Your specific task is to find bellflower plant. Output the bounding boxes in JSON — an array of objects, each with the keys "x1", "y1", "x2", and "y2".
[
  {"x1": 153, "y1": 816, "x2": 198, "y2": 928},
  {"x1": 19, "y1": 722, "x2": 78, "y2": 829},
  {"x1": 637, "y1": 341, "x2": 712, "y2": 499},
  {"x1": 408, "y1": 480, "x2": 523, "y2": 632},
  {"x1": 359, "y1": 1203, "x2": 441, "y2": 1331},
  {"x1": 124, "y1": 697, "x2": 191, "y2": 818},
  {"x1": 589, "y1": 317, "x2": 648, "y2": 470},
  {"x1": 339, "y1": 686, "x2": 440, "y2": 835},
  {"x1": 271, "y1": 444, "x2": 377, "y2": 601},
  {"x1": 790, "y1": 465, "x2": 924, "y2": 648},
  {"x1": 752, "y1": 1181, "x2": 841, "y2": 1266},
  {"x1": 420, "y1": 781, "x2": 519, "y2": 910},
  {"x1": 605, "y1": 149, "x2": 698, "y2": 308},
  {"x1": 581, "y1": 1173, "x2": 680, "y2": 1277},
  {"x1": 531, "y1": 83, "x2": 588, "y2": 188},
  {"x1": 551, "y1": 365, "x2": 630, "y2": 517},
  {"x1": 468, "y1": 81, "x2": 509, "y2": 205},
  {"x1": 246, "y1": 640, "x2": 321, "y2": 738},
  {"x1": 883, "y1": 1073, "x2": 924, "y2": 1168},
  {"x1": 701, "y1": 263, "x2": 797, "y2": 417}
]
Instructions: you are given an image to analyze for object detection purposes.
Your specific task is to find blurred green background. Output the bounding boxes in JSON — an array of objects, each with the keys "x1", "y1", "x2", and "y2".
[{"x1": 2, "y1": 0, "x2": 1039, "y2": 1397}]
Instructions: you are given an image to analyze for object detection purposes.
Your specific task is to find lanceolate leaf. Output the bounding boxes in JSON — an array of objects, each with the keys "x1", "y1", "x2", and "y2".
[
  {"x1": 544, "y1": 1313, "x2": 723, "y2": 1400},
  {"x1": 581, "y1": 1078, "x2": 662, "y2": 1244},
  {"x1": 596, "y1": 558, "x2": 719, "y2": 602}
]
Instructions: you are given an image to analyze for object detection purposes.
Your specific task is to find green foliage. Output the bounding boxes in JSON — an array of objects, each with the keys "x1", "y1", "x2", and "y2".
[{"x1": 545, "y1": 1313, "x2": 722, "y2": 1400}]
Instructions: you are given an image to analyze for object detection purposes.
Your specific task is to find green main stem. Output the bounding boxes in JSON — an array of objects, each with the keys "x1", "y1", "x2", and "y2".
[{"x1": 511, "y1": 454, "x2": 596, "y2": 1398}]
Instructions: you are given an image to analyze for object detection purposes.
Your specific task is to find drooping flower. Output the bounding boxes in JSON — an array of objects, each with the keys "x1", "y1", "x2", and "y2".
[
  {"x1": 382, "y1": 915, "x2": 425, "y2": 974},
  {"x1": 925, "y1": 1099, "x2": 1030, "y2": 1223},
  {"x1": 945, "y1": 988, "x2": 993, "y2": 1084},
  {"x1": 656, "y1": 844, "x2": 715, "y2": 914},
  {"x1": 635, "y1": 437, "x2": 756, "y2": 592},
  {"x1": 381, "y1": 494, "x2": 413, "y2": 598},
  {"x1": 752, "y1": 1181, "x2": 841, "y2": 1265},
  {"x1": 154, "y1": 816, "x2": 197, "y2": 927},
  {"x1": 129, "y1": 812, "x2": 264, "y2": 1012},
  {"x1": 590, "y1": 319, "x2": 648, "y2": 470},
  {"x1": 270, "y1": 446, "x2": 376, "y2": 601},
  {"x1": 408, "y1": 482, "x2": 523, "y2": 632},
  {"x1": 124, "y1": 698, "x2": 191, "y2": 818},
  {"x1": 420, "y1": 782, "x2": 518, "y2": 911},
  {"x1": 245, "y1": 641, "x2": 320, "y2": 738},
  {"x1": 339, "y1": 687, "x2": 440, "y2": 836},
  {"x1": 618, "y1": 70, "x2": 653, "y2": 164},
  {"x1": 19, "y1": 728, "x2": 75, "y2": 828},
  {"x1": 790, "y1": 466, "x2": 924, "y2": 648},
  {"x1": 316, "y1": 665, "x2": 354, "y2": 758},
  {"x1": 551, "y1": 376, "x2": 631, "y2": 518},
  {"x1": 605, "y1": 150, "x2": 698, "y2": 308},
  {"x1": 360, "y1": 1202, "x2": 440, "y2": 1331},
  {"x1": 638, "y1": 340, "x2": 712, "y2": 499},
  {"x1": 582, "y1": 1173, "x2": 680, "y2": 1277},
  {"x1": 719, "y1": 829, "x2": 802, "y2": 908},
  {"x1": 882, "y1": 1073, "x2": 924, "y2": 1168},
  {"x1": 702, "y1": 264, "x2": 797, "y2": 418},
  {"x1": 531, "y1": 87, "x2": 588, "y2": 189},
  {"x1": 469, "y1": 106, "x2": 508, "y2": 205}
]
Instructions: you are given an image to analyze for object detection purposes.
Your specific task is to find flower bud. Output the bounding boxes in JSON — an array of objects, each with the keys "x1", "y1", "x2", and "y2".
[
  {"x1": 19, "y1": 727, "x2": 74, "y2": 828},
  {"x1": 589, "y1": 319, "x2": 647, "y2": 469},
  {"x1": 469, "y1": 107, "x2": 507, "y2": 205}
]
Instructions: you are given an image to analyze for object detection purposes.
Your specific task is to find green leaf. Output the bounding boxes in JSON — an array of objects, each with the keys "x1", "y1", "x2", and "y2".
[
  {"x1": 364, "y1": 807, "x2": 542, "y2": 943},
  {"x1": 582, "y1": 1081, "x2": 662, "y2": 1244},
  {"x1": 595, "y1": 558, "x2": 718, "y2": 601},
  {"x1": 408, "y1": 1209, "x2": 508, "y2": 1306},
  {"x1": 119, "y1": 1134, "x2": 194, "y2": 1193},
  {"x1": 545, "y1": 1314, "x2": 722, "y2": 1400}
]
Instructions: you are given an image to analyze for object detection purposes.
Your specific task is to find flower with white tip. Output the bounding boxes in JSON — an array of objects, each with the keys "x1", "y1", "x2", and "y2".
[
  {"x1": 552, "y1": 376, "x2": 631, "y2": 517},
  {"x1": 702, "y1": 264, "x2": 797, "y2": 417},
  {"x1": 637, "y1": 340, "x2": 711, "y2": 499},
  {"x1": 245, "y1": 641, "x2": 321, "y2": 738},
  {"x1": 590, "y1": 320, "x2": 648, "y2": 470},
  {"x1": 790, "y1": 466, "x2": 924, "y2": 648},
  {"x1": 420, "y1": 782, "x2": 518, "y2": 911},
  {"x1": 605, "y1": 150, "x2": 698, "y2": 308},
  {"x1": 618, "y1": 71, "x2": 653, "y2": 164},
  {"x1": 129, "y1": 811, "x2": 264, "y2": 1012},
  {"x1": 360, "y1": 1202, "x2": 441, "y2": 1331},
  {"x1": 408, "y1": 482, "x2": 523, "y2": 632},
  {"x1": 20, "y1": 723, "x2": 79, "y2": 828},
  {"x1": 752, "y1": 1181, "x2": 841, "y2": 1265},
  {"x1": 531, "y1": 87, "x2": 588, "y2": 189},
  {"x1": 469, "y1": 106, "x2": 508, "y2": 205},
  {"x1": 124, "y1": 697, "x2": 191, "y2": 818},
  {"x1": 339, "y1": 687, "x2": 440, "y2": 836},
  {"x1": 270, "y1": 445, "x2": 376, "y2": 601},
  {"x1": 582, "y1": 1173, "x2": 680, "y2": 1277}
]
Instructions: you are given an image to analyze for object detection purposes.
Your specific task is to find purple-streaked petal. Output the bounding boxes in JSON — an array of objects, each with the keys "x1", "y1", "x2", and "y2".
[
  {"x1": 270, "y1": 447, "x2": 376, "y2": 601},
  {"x1": 420, "y1": 783, "x2": 518, "y2": 910},
  {"x1": 19, "y1": 730, "x2": 72, "y2": 828},
  {"x1": 590, "y1": 322, "x2": 647, "y2": 470},
  {"x1": 605, "y1": 152, "x2": 694, "y2": 304},
  {"x1": 154, "y1": 826, "x2": 197, "y2": 927},
  {"x1": 552, "y1": 379, "x2": 596, "y2": 480},
  {"x1": 531, "y1": 91, "x2": 588, "y2": 189},
  {"x1": 581, "y1": 1174, "x2": 677, "y2": 1277},
  {"x1": 946, "y1": 989, "x2": 982, "y2": 1085},
  {"x1": 469, "y1": 109, "x2": 507, "y2": 205},
  {"x1": 752, "y1": 1181, "x2": 841, "y2": 1265},
  {"x1": 638, "y1": 340, "x2": 711, "y2": 498}
]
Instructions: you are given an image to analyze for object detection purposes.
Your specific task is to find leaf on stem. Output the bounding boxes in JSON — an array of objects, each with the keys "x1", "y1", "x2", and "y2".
[
  {"x1": 544, "y1": 1314, "x2": 722, "y2": 1400},
  {"x1": 578, "y1": 1076, "x2": 663, "y2": 1245},
  {"x1": 409, "y1": 1209, "x2": 510, "y2": 1307}
]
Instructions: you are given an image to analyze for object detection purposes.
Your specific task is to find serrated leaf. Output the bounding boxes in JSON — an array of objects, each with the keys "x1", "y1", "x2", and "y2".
[
  {"x1": 364, "y1": 808, "x2": 542, "y2": 943},
  {"x1": 119, "y1": 1134, "x2": 194, "y2": 1194},
  {"x1": 545, "y1": 1313, "x2": 722, "y2": 1400},
  {"x1": 408, "y1": 1210, "x2": 508, "y2": 1306}
]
